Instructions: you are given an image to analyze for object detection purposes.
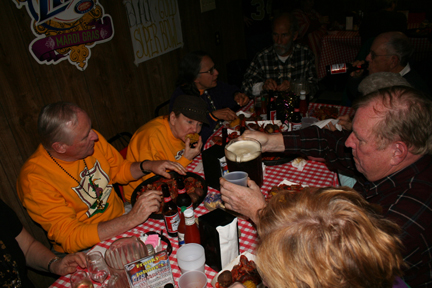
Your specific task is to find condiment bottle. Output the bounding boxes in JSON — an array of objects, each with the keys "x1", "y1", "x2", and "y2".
[
  {"x1": 175, "y1": 177, "x2": 192, "y2": 214},
  {"x1": 177, "y1": 206, "x2": 186, "y2": 247},
  {"x1": 291, "y1": 108, "x2": 302, "y2": 131},
  {"x1": 162, "y1": 184, "x2": 179, "y2": 237},
  {"x1": 326, "y1": 62, "x2": 368, "y2": 76},
  {"x1": 299, "y1": 90, "x2": 308, "y2": 117},
  {"x1": 184, "y1": 209, "x2": 201, "y2": 244}
]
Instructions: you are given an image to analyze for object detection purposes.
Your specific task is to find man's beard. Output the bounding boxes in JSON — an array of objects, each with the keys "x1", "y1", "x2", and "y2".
[{"x1": 274, "y1": 40, "x2": 293, "y2": 56}]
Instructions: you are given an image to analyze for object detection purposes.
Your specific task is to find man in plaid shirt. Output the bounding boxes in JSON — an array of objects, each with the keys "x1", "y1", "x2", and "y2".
[
  {"x1": 220, "y1": 86, "x2": 432, "y2": 287},
  {"x1": 241, "y1": 12, "x2": 318, "y2": 97}
]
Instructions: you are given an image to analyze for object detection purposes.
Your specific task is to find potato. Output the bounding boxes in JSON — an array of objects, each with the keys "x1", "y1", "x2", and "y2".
[
  {"x1": 194, "y1": 187, "x2": 204, "y2": 197},
  {"x1": 188, "y1": 192, "x2": 200, "y2": 203}
]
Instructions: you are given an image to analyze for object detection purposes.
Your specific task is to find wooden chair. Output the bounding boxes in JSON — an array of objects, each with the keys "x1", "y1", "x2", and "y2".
[
  {"x1": 108, "y1": 132, "x2": 132, "y2": 202},
  {"x1": 154, "y1": 99, "x2": 170, "y2": 118}
]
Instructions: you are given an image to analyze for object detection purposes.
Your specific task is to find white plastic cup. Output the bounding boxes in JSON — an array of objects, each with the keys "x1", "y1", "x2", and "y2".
[
  {"x1": 178, "y1": 270, "x2": 208, "y2": 288},
  {"x1": 223, "y1": 171, "x2": 248, "y2": 187},
  {"x1": 176, "y1": 243, "x2": 206, "y2": 274}
]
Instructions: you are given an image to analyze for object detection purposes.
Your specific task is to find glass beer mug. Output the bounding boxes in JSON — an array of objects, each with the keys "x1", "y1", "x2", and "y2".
[{"x1": 224, "y1": 138, "x2": 263, "y2": 187}]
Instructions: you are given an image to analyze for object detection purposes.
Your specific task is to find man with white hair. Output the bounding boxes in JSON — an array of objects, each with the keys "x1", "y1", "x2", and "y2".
[{"x1": 347, "y1": 31, "x2": 430, "y2": 103}]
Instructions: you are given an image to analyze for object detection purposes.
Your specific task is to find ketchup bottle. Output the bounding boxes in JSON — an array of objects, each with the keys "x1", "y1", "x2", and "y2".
[
  {"x1": 184, "y1": 209, "x2": 201, "y2": 244},
  {"x1": 162, "y1": 184, "x2": 179, "y2": 237}
]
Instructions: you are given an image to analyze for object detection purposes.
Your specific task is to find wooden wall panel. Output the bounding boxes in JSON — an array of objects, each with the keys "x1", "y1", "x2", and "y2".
[{"x1": 0, "y1": 0, "x2": 246, "y2": 286}]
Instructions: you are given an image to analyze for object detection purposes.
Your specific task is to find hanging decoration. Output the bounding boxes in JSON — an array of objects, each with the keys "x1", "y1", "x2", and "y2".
[{"x1": 13, "y1": 0, "x2": 115, "y2": 71}]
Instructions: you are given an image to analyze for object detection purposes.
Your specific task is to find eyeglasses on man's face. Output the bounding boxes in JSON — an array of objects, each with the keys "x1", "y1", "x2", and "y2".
[
  {"x1": 199, "y1": 66, "x2": 215, "y2": 75},
  {"x1": 369, "y1": 50, "x2": 394, "y2": 60}
]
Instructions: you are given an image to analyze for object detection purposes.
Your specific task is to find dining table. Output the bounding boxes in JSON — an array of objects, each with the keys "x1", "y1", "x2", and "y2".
[
  {"x1": 50, "y1": 100, "x2": 352, "y2": 288},
  {"x1": 317, "y1": 29, "x2": 432, "y2": 79}
]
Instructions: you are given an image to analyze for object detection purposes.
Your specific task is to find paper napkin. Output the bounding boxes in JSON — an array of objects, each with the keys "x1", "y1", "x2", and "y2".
[
  {"x1": 292, "y1": 157, "x2": 307, "y2": 171},
  {"x1": 236, "y1": 111, "x2": 252, "y2": 118},
  {"x1": 216, "y1": 217, "x2": 239, "y2": 269},
  {"x1": 313, "y1": 119, "x2": 342, "y2": 131}
]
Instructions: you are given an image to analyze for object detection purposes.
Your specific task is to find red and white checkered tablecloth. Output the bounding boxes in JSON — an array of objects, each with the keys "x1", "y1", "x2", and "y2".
[
  {"x1": 317, "y1": 30, "x2": 432, "y2": 79},
  {"x1": 50, "y1": 101, "x2": 343, "y2": 288}
]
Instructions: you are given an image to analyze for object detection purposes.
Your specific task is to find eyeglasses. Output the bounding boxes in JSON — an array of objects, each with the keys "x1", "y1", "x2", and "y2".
[
  {"x1": 370, "y1": 50, "x2": 394, "y2": 60},
  {"x1": 199, "y1": 66, "x2": 215, "y2": 75}
]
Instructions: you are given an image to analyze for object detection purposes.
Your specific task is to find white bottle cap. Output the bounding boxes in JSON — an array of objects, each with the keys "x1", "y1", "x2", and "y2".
[
  {"x1": 300, "y1": 90, "x2": 306, "y2": 100},
  {"x1": 184, "y1": 209, "x2": 194, "y2": 217}
]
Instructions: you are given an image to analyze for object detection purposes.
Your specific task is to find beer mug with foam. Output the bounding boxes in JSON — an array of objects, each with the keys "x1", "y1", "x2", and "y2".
[{"x1": 224, "y1": 138, "x2": 263, "y2": 187}]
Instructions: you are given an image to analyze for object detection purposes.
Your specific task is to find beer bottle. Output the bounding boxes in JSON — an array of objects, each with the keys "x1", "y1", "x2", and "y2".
[
  {"x1": 267, "y1": 96, "x2": 277, "y2": 121},
  {"x1": 184, "y1": 209, "x2": 201, "y2": 244},
  {"x1": 291, "y1": 95, "x2": 302, "y2": 131},
  {"x1": 221, "y1": 127, "x2": 228, "y2": 149},
  {"x1": 176, "y1": 177, "x2": 193, "y2": 214},
  {"x1": 292, "y1": 108, "x2": 302, "y2": 131},
  {"x1": 299, "y1": 90, "x2": 308, "y2": 117},
  {"x1": 326, "y1": 62, "x2": 368, "y2": 76},
  {"x1": 162, "y1": 184, "x2": 179, "y2": 237},
  {"x1": 254, "y1": 95, "x2": 262, "y2": 117},
  {"x1": 239, "y1": 117, "x2": 246, "y2": 135},
  {"x1": 177, "y1": 206, "x2": 186, "y2": 246},
  {"x1": 260, "y1": 94, "x2": 268, "y2": 120}
]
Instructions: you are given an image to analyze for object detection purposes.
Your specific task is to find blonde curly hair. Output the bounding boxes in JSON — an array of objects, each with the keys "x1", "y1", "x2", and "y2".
[{"x1": 256, "y1": 187, "x2": 404, "y2": 288}]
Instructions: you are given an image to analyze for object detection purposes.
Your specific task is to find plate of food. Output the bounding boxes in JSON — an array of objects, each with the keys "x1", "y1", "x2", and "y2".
[
  {"x1": 262, "y1": 152, "x2": 297, "y2": 166},
  {"x1": 310, "y1": 106, "x2": 339, "y2": 120},
  {"x1": 227, "y1": 113, "x2": 257, "y2": 129},
  {"x1": 246, "y1": 120, "x2": 289, "y2": 133},
  {"x1": 131, "y1": 171, "x2": 207, "y2": 219},
  {"x1": 211, "y1": 252, "x2": 263, "y2": 288},
  {"x1": 266, "y1": 180, "x2": 306, "y2": 201}
]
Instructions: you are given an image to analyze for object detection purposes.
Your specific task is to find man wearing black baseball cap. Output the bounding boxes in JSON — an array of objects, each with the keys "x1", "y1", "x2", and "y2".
[{"x1": 124, "y1": 95, "x2": 208, "y2": 201}]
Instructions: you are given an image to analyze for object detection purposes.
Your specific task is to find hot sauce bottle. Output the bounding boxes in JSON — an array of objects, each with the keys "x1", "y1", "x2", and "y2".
[
  {"x1": 177, "y1": 206, "x2": 186, "y2": 247},
  {"x1": 184, "y1": 209, "x2": 201, "y2": 244},
  {"x1": 162, "y1": 184, "x2": 179, "y2": 237}
]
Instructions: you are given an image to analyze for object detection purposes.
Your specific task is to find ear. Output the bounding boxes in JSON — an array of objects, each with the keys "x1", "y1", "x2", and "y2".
[
  {"x1": 52, "y1": 142, "x2": 67, "y2": 154},
  {"x1": 293, "y1": 31, "x2": 299, "y2": 42},
  {"x1": 194, "y1": 75, "x2": 201, "y2": 83},
  {"x1": 389, "y1": 55, "x2": 399, "y2": 69},
  {"x1": 390, "y1": 141, "x2": 408, "y2": 166},
  {"x1": 169, "y1": 111, "x2": 177, "y2": 125}
]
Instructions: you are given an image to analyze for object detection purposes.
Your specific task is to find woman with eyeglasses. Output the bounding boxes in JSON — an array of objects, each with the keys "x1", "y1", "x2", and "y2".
[{"x1": 169, "y1": 51, "x2": 250, "y2": 146}]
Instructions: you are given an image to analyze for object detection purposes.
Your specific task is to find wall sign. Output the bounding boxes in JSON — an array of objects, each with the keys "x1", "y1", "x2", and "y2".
[
  {"x1": 13, "y1": 0, "x2": 115, "y2": 71},
  {"x1": 123, "y1": 0, "x2": 183, "y2": 66}
]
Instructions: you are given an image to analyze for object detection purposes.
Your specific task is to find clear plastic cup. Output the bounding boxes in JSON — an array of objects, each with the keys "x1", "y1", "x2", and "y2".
[
  {"x1": 178, "y1": 270, "x2": 208, "y2": 288},
  {"x1": 223, "y1": 171, "x2": 248, "y2": 187},
  {"x1": 176, "y1": 243, "x2": 206, "y2": 274}
]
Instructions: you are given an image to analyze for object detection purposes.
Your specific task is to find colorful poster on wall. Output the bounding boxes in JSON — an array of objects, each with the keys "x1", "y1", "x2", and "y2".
[
  {"x1": 123, "y1": 0, "x2": 183, "y2": 66},
  {"x1": 13, "y1": 0, "x2": 115, "y2": 71}
]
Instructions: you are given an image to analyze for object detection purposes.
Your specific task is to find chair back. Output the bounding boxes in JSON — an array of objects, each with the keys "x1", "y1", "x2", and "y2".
[{"x1": 108, "y1": 132, "x2": 132, "y2": 202}]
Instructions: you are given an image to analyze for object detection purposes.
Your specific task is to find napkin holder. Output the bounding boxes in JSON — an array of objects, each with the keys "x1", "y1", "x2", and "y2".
[
  {"x1": 202, "y1": 144, "x2": 225, "y2": 190},
  {"x1": 198, "y1": 208, "x2": 239, "y2": 272}
]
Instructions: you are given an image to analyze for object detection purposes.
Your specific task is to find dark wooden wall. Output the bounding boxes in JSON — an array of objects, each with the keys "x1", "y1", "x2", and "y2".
[{"x1": 0, "y1": 0, "x2": 246, "y2": 286}]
